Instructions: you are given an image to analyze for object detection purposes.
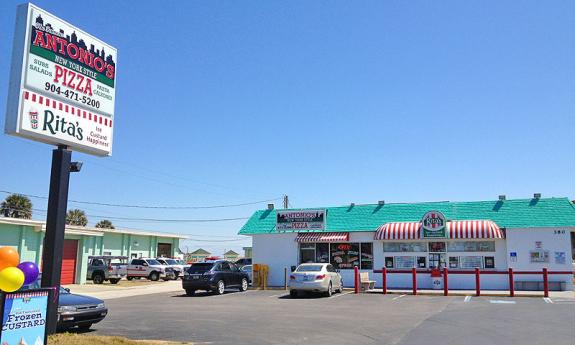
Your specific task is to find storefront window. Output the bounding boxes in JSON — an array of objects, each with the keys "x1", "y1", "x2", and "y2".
[
  {"x1": 383, "y1": 242, "x2": 427, "y2": 252},
  {"x1": 449, "y1": 256, "x2": 459, "y2": 268},
  {"x1": 428, "y1": 253, "x2": 446, "y2": 269},
  {"x1": 459, "y1": 256, "x2": 483, "y2": 269},
  {"x1": 299, "y1": 243, "x2": 315, "y2": 264},
  {"x1": 428, "y1": 242, "x2": 446, "y2": 252},
  {"x1": 360, "y1": 243, "x2": 373, "y2": 269},
  {"x1": 447, "y1": 241, "x2": 495, "y2": 252},
  {"x1": 385, "y1": 257, "x2": 394, "y2": 268},
  {"x1": 484, "y1": 256, "x2": 495, "y2": 269},
  {"x1": 394, "y1": 256, "x2": 415, "y2": 268},
  {"x1": 417, "y1": 256, "x2": 426, "y2": 268},
  {"x1": 316, "y1": 243, "x2": 329, "y2": 263},
  {"x1": 330, "y1": 243, "x2": 360, "y2": 269}
]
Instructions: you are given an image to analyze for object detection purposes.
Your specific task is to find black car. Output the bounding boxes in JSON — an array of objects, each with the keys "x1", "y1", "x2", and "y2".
[
  {"x1": 182, "y1": 260, "x2": 249, "y2": 296},
  {"x1": 23, "y1": 280, "x2": 107, "y2": 331}
]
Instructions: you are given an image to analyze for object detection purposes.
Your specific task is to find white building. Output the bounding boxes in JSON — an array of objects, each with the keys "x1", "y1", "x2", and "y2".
[{"x1": 239, "y1": 196, "x2": 575, "y2": 291}]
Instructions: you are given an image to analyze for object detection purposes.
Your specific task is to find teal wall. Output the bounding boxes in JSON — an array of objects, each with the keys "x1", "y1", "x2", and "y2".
[{"x1": 0, "y1": 222, "x2": 181, "y2": 284}]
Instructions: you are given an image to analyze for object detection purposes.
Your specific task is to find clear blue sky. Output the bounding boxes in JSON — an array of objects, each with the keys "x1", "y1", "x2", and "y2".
[{"x1": 1, "y1": 1, "x2": 574, "y2": 255}]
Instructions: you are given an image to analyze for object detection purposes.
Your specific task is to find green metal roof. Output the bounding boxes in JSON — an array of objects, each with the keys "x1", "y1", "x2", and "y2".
[
  {"x1": 190, "y1": 248, "x2": 211, "y2": 255},
  {"x1": 238, "y1": 197, "x2": 575, "y2": 235}
]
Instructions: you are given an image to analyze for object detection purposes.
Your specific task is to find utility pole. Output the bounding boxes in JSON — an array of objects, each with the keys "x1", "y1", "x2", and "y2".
[{"x1": 283, "y1": 195, "x2": 289, "y2": 209}]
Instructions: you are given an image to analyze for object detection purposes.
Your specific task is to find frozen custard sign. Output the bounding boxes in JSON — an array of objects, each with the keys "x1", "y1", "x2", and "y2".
[
  {"x1": 422, "y1": 211, "x2": 446, "y2": 238},
  {"x1": 5, "y1": 3, "x2": 117, "y2": 156},
  {"x1": 276, "y1": 210, "x2": 325, "y2": 231}
]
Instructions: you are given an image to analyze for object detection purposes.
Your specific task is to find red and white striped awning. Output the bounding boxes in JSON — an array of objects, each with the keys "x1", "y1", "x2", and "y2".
[
  {"x1": 374, "y1": 222, "x2": 422, "y2": 240},
  {"x1": 374, "y1": 220, "x2": 504, "y2": 240},
  {"x1": 295, "y1": 232, "x2": 349, "y2": 243},
  {"x1": 449, "y1": 220, "x2": 504, "y2": 239}
]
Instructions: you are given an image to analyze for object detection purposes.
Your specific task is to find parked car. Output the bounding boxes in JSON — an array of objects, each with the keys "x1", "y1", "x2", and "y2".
[
  {"x1": 157, "y1": 258, "x2": 187, "y2": 279},
  {"x1": 182, "y1": 260, "x2": 249, "y2": 296},
  {"x1": 235, "y1": 258, "x2": 252, "y2": 267},
  {"x1": 127, "y1": 258, "x2": 173, "y2": 281},
  {"x1": 22, "y1": 280, "x2": 107, "y2": 331},
  {"x1": 240, "y1": 264, "x2": 252, "y2": 284},
  {"x1": 289, "y1": 263, "x2": 343, "y2": 297},
  {"x1": 87, "y1": 255, "x2": 128, "y2": 284}
]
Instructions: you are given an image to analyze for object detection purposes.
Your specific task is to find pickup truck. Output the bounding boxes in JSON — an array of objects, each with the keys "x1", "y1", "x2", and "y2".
[
  {"x1": 157, "y1": 258, "x2": 189, "y2": 279},
  {"x1": 127, "y1": 258, "x2": 174, "y2": 281},
  {"x1": 87, "y1": 256, "x2": 128, "y2": 284}
]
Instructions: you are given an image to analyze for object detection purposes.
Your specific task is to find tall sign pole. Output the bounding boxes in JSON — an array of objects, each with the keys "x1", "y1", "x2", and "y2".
[
  {"x1": 5, "y1": 3, "x2": 118, "y2": 339},
  {"x1": 41, "y1": 146, "x2": 72, "y2": 334}
]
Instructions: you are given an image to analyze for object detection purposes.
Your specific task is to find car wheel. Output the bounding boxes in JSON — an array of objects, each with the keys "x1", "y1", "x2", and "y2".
[
  {"x1": 78, "y1": 323, "x2": 92, "y2": 331},
  {"x1": 215, "y1": 280, "x2": 225, "y2": 295},
  {"x1": 127, "y1": 276, "x2": 134, "y2": 281},
  {"x1": 149, "y1": 271, "x2": 160, "y2": 281},
  {"x1": 92, "y1": 273, "x2": 104, "y2": 284},
  {"x1": 185, "y1": 289, "x2": 195, "y2": 296},
  {"x1": 240, "y1": 278, "x2": 248, "y2": 292},
  {"x1": 109, "y1": 278, "x2": 120, "y2": 284},
  {"x1": 325, "y1": 282, "x2": 333, "y2": 297},
  {"x1": 290, "y1": 290, "x2": 298, "y2": 298}
]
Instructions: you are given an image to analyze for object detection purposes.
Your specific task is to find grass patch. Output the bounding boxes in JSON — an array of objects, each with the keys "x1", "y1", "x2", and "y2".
[{"x1": 48, "y1": 333, "x2": 192, "y2": 345}]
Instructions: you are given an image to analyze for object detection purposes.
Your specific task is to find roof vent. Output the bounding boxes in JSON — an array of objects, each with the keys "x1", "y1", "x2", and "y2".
[
  {"x1": 534, "y1": 193, "x2": 541, "y2": 199},
  {"x1": 350, "y1": 202, "x2": 355, "y2": 207},
  {"x1": 498, "y1": 195, "x2": 506, "y2": 201},
  {"x1": 378, "y1": 200, "x2": 385, "y2": 205},
  {"x1": 267, "y1": 203, "x2": 274, "y2": 210}
]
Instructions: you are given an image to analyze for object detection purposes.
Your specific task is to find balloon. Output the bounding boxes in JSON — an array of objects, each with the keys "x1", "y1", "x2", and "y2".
[
  {"x1": 0, "y1": 267, "x2": 25, "y2": 292},
  {"x1": 0, "y1": 247, "x2": 20, "y2": 271},
  {"x1": 17, "y1": 262, "x2": 39, "y2": 285}
]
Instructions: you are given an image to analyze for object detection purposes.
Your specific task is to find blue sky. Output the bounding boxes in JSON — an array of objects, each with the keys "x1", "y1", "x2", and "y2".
[{"x1": 1, "y1": 1, "x2": 574, "y2": 255}]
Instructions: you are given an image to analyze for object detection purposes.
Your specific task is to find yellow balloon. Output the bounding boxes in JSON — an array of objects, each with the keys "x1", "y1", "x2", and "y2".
[{"x1": 0, "y1": 267, "x2": 25, "y2": 292}]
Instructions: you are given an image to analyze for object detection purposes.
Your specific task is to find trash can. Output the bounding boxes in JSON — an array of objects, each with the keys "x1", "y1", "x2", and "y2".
[{"x1": 430, "y1": 268, "x2": 443, "y2": 290}]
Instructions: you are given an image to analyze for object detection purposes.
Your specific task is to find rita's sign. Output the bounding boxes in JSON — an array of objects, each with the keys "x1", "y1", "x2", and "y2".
[
  {"x1": 5, "y1": 3, "x2": 117, "y2": 156},
  {"x1": 276, "y1": 210, "x2": 325, "y2": 231},
  {"x1": 421, "y1": 211, "x2": 447, "y2": 238}
]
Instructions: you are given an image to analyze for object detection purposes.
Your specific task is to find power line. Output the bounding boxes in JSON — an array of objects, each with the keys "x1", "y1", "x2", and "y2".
[{"x1": 0, "y1": 190, "x2": 281, "y2": 210}]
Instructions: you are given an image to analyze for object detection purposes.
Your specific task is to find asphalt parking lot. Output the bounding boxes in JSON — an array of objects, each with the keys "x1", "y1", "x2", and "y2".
[{"x1": 92, "y1": 289, "x2": 575, "y2": 345}]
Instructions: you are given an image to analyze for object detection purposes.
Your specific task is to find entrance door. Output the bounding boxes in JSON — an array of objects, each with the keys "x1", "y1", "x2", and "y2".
[
  {"x1": 157, "y1": 243, "x2": 172, "y2": 257},
  {"x1": 61, "y1": 239, "x2": 78, "y2": 284},
  {"x1": 428, "y1": 253, "x2": 446, "y2": 269}
]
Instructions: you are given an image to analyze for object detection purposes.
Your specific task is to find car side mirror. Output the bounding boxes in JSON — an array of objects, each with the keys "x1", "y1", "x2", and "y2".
[
  {"x1": 64, "y1": 288, "x2": 70, "y2": 293},
  {"x1": 142, "y1": 263, "x2": 149, "y2": 266}
]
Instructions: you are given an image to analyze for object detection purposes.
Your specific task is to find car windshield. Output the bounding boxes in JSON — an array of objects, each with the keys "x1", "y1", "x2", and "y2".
[
  {"x1": 242, "y1": 266, "x2": 252, "y2": 272},
  {"x1": 146, "y1": 259, "x2": 161, "y2": 265},
  {"x1": 296, "y1": 265, "x2": 324, "y2": 272},
  {"x1": 187, "y1": 263, "x2": 214, "y2": 273},
  {"x1": 166, "y1": 259, "x2": 178, "y2": 265}
]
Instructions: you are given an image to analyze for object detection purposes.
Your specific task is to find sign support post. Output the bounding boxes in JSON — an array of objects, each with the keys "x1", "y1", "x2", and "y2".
[{"x1": 41, "y1": 145, "x2": 72, "y2": 335}]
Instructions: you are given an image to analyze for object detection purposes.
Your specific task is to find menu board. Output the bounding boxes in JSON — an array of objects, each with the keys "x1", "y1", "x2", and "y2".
[
  {"x1": 394, "y1": 256, "x2": 415, "y2": 269},
  {"x1": 459, "y1": 256, "x2": 483, "y2": 269}
]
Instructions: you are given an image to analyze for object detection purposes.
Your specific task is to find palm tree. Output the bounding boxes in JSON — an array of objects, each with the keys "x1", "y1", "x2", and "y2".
[
  {"x1": 66, "y1": 209, "x2": 88, "y2": 226},
  {"x1": 95, "y1": 219, "x2": 114, "y2": 229},
  {"x1": 0, "y1": 194, "x2": 32, "y2": 219}
]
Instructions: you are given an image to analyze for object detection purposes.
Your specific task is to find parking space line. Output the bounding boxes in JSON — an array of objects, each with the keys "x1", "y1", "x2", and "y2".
[
  {"x1": 489, "y1": 300, "x2": 516, "y2": 304},
  {"x1": 543, "y1": 297, "x2": 554, "y2": 304},
  {"x1": 330, "y1": 291, "x2": 353, "y2": 299},
  {"x1": 392, "y1": 294, "x2": 406, "y2": 300},
  {"x1": 464, "y1": 296, "x2": 471, "y2": 303},
  {"x1": 268, "y1": 293, "x2": 287, "y2": 298}
]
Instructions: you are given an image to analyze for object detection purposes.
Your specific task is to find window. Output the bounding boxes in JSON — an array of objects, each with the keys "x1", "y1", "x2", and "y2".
[
  {"x1": 103, "y1": 251, "x2": 112, "y2": 256},
  {"x1": 299, "y1": 243, "x2": 315, "y2": 264},
  {"x1": 229, "y1": 263, "x2": 240, "y2": 272},
  {"x1": 449, "y1": 257, "x2": 459, "y2": 268},
  {"x1": 330, "y1": 243, "x2": 360, "y2": 269},
  {"x1": 92, "y1": 259, "x2": 104, "y2": 266},
  {"x1": 484, "y1": 256, "x2": 495, "y2": 269},
  {"x1": 383, "y1": 242, "x2": 427, "y2": 252},
  {"x1": 428, "y1": 242, "x2": 446, "y2": 252},
  {"x1": 417, "y1": 256, "x2": 426, "y2": 268},
  {"x1": 385, "y1": 257, "x2": 394, "y2": 268},
  {"x1": 459, "y1": 256, "x2": 483, "y2": 269},
  {"x1": 296, "y1": 265, "x2": 323, "y2": 272},
  {"x1": 447, "y1": 241, "x2": 495, "y2": 252},
  {"x1": 316, "y1": 243, "x2": 329, "y2": 263},
  {"x1": 428, "y1": 253, "x2": 446, "y2": 269},
  {"x1": 360, "y1": 243, "x2": 373, "y2": 269},
  {"x1": 220, "y1": 262, "x2": 231, "y2": 271},
  {"x1": 394, "y1": 256, "x2": 415, "y2": 268}
]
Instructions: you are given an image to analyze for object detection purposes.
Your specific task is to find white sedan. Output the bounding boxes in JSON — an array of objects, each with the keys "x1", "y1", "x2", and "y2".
[{"x1": 289, "y1": 263, "x2": 343, "y2": 297}]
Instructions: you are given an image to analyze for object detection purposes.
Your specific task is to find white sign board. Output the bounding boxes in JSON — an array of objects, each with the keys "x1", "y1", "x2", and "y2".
[
  {"x1": 276, "y1": 210, "x2": 325, "y2": 231},
  {"x1": 5, "y1": 3, "x2": 117, "y2": 156}
]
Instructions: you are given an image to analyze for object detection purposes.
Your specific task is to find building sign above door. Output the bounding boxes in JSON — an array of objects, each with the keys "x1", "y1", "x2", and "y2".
[{"x1": 421, "y1": 211, "x2": 447, "y2": 238}]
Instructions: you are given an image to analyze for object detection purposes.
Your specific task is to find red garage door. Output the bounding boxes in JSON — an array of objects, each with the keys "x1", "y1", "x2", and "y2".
[{"x1": 61, "y1": 239, "x2": 78, "y2": 285}]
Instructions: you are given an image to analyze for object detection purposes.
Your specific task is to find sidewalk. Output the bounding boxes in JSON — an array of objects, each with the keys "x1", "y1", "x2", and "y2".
[
  {"x1": 62, "y1": 280, "x2": 183, "y2": 300},
  {"x1": 365, "y1": 288, "x2": 575, "y2": 298}
]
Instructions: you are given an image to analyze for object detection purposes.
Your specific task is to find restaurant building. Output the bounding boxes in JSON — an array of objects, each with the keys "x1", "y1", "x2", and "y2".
[{"x1": 239, "y1": 196, "x2": 575, "y2": 291}]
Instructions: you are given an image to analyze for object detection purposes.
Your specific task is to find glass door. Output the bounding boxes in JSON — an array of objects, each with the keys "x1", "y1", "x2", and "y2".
[{"x1": 428, "y1": 253, "x2": 446, "y2": 269}]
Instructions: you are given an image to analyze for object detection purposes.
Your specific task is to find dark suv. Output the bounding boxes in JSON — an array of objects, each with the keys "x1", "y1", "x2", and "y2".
[{"x1": 182, "y1": 260, "x2": 249, "y2": 296}]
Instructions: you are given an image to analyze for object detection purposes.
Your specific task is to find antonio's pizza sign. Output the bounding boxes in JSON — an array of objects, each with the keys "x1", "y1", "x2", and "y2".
[
  {"x1": 5, "y1": 3, "x2": 117, "y2": 156},
  {"x1": 276, "y1": 210, "x2": 326, "y2": 231}
]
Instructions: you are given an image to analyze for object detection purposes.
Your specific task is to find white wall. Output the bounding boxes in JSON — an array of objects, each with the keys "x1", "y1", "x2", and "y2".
[{"x1": 252, "y1": 233, "x2": 298, "y2": 287}]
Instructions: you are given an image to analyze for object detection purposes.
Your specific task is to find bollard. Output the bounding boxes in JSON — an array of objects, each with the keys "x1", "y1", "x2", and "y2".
[
  {"x1": 412, "y1": 268, "x2": 417, "y2": 295},
  {"x1": 284, "y1": 267, "x2": 288, "y2": 290},
  {"x1": 354, "y1": 266, "x2": 359, "y2": 294},
  {"x1": 382, "y1": 267, "x2": 387, "y2": 295},
  {"x1": 443, "y1": 267, "x2": 449, "y2": 296},
  {"x1": 543, "y1": 268, "x2": 549, "y2": 298},
  {"x1": 475, "y1": 268, "x2": 480, "y2": 296},
  {"x1": 508, "y1": 268, "x2": 514, "y2": 297}
]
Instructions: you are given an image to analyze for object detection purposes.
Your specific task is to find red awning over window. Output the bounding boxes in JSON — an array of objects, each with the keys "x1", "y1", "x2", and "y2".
[
  {"x1": 374, "y1": 220, "x2": 504, "y2": 240},
  {"x1": 295, "y1": 232, "x2": 350, "y2": 243}
]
